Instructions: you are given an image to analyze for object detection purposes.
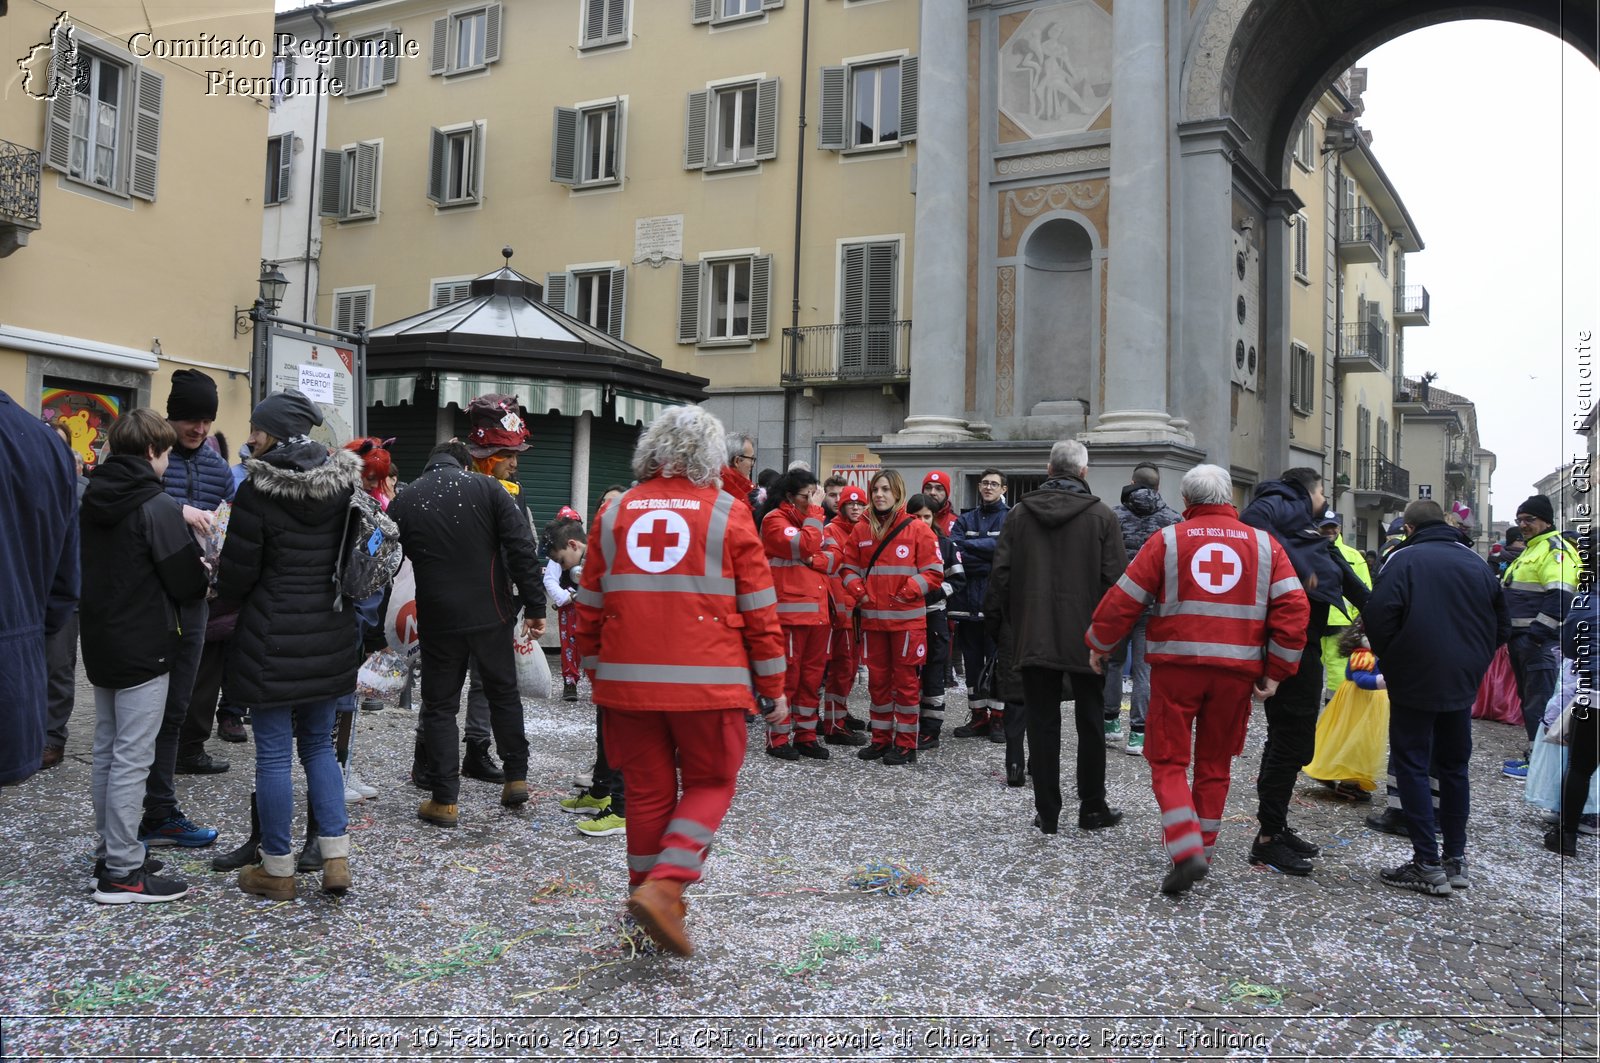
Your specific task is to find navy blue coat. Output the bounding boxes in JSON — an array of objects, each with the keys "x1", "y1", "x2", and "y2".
[
  {"x1": 163, "y1": 439, "x2": 235, "y2": 512},
  {"x1": 0, "y1": 391, "x2": 79, "y2": 785},
  {"x1": 1241, "y1": 480, "x2": 1345, "y2": 608},
  {"x1": 948, "y1": 499, "x2": 1008, "y2": 619},
  {"x1": 1364, "y1": 521, "x2": 1511, "y2": 712}
]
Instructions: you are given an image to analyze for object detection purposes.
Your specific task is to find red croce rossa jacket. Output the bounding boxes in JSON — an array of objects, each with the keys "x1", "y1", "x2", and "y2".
[
  {"x1": 576, "y1": 475, "x2": 786, "y2": 710},
  {"x1": 1086, "y1": 502, "x2": 1310, "y2": 681},
  {"x1": 838, "y1": 507, "x2": 944, "y2": 632},
  {"x1": 760, "y1": 501, "x2": 833, "y2": 627}
]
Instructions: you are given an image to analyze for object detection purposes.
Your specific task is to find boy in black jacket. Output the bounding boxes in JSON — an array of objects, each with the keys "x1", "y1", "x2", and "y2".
[{"x1": 81, "y1": 409, "x2": 210, "y2": 904}]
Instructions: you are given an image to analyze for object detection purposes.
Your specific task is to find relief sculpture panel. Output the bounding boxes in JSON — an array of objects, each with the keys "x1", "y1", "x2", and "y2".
[{"x1": 998, "y1": 2, "x2": 1112, "y2": 139}]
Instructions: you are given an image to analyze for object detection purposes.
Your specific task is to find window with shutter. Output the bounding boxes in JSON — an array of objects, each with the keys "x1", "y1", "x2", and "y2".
[
  {"x1": 607, "y1": 267, "x2": 627, "y2": 340},
  {"x1": 754, "y1": 79, "x2": 779, "y2": 160},
  {"x1": 821, "y1": 56, "x2": 916, "y2": 153},
  {"x1": 678, "y1": 260, "x2": 701, "y2": 344},
  {"x1": 818, "y1": 67, "x2": 847, "y2": 150},
  {"x1": 544, "y1": 272, "x2": 573, "y2": 314},
  {"x1": 431, "y1": 4, "x2": 503, "y2": 76},
  {"x1": 44, "y1": 37, "x2": 167, "y2": 203},
  {"x1": 325, "y1": 142, "x2": 380, "y2": 220},
  {"x1": 1293, "y1": 215, "x2": 1309, "y2": 279},
  {"x1": 1289, "y1": 343, "x2": 1314, "y2": 414},
  {"x1": 553, "y1": 101, "x2": 623, "y2": 186},
  {"x1": 128, "y1": 67, "x2": 162, "y2": 201},
  {"x1": 334, "y1": 288, "x2": 374, "y2": 334},
  {"x1": 840, "y1": 241, "x2": 898, "y2": 371},
  {"x1": 581, "y1": 0, "x2": 629, "y2": 48},
  {"x1": 694, "y1": 79, "x2": 774, "y2": 170},
  {"x1": 684, "y1": 90, "x2": 710, "y2": 170},
  {"x1": 428, "y1": 123, "x2": 483, "y2": 206},
  {"x1": 343, "y1": 33, "x2": 391, "y2": 95},
  {"x1": 431, "y1": 279, "x2": 474, "y2": 307},
  {"x1": 573, "y1": 270, "x2": 614, "y2": 334},
  {"x1": 265, "y1": 134, "x2": 293, "y2": 205}
]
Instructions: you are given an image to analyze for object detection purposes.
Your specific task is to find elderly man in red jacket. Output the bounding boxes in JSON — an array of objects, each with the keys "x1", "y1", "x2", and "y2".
[
  {"x1": 576, "y1": 406, "x2": 787, "y2": 957},
  {"x1": 1087, "y1": 464, "x2": 1309, "y2": 896}
]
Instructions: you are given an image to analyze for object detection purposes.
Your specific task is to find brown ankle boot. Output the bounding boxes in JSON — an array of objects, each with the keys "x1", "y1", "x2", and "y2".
[
  {"x1": 239, "y1": 852, "x2": 297, "y2": 901},
  {"x1": 319, "y1": 835, "x2": 351, "y2": 895},
  {"x1": 500, "y1": 780, "x2": 529, "y2": 807},
  {"x1": 417, "y1": 799, "x2": 459, "y2": 828},
  {"x1": 627, "y1": 878, "x2": 692, "y2": 956}
]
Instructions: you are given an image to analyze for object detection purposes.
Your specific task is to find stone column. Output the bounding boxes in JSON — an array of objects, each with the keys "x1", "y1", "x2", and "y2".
[
  {"x1": 1260, "y1": 189, "x2": 1302, "y2": 474},
  {"x1": 1084, "y1": 0, "x2": 1191, "y2": 446},
  {"x1": 571, "y1": 410, "x2": 593, "y2": 516},
  {"x1": 897, "y1": 0, "x2": 971, "y2": 443}
]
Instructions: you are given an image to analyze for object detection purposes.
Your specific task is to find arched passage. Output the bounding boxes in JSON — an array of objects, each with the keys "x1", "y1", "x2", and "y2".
[{"x1": 1017, "y1": 216, "x2": 1097, "y2": 432}]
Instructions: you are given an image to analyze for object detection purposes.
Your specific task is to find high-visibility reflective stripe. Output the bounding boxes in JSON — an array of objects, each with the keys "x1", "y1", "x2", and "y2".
[
  {"x1": 1157, "y1": 600, "x2": 1267, "y2": 621},
  {"x1": 870, "y1": 703, "x2": 892, "y2": 715},
  {"x1": 1266, "y1": 639, "x2": 1300, "y2": 663},
  {"x1": 1507, "y1": 581, "x2": 1549, "y2": 593},
  {"x1": 1535, "y1": 613, "x2": 1561, "y2": 629},
  {"x1": 738, "y1": 587, "x2": 778, "y2": 611},
  {"x1": 1161, "y1": 525, "x2": 1180, "y2": 604},
  {"x1": 861, "y1": 607, "x2": 925, "y2": 621},
  {"x1": 1268, "y1": 577, "x2": 1302, "y2": 599},
  {"x1": 597, "y1": 662, "x2": 752, "y2": 684},
  {"x1": 657, "y1": 848, "x2": 703, "y2": 871},
  {"x1": 768, "y1": 721, "x2": 794, "y2": 734},
  {"x1": 1551, "y1": 581, "x2": 1579, "y2": 594},
  {"x1": 803, "y1": 517, "x2": 825, "y2": 531},
  {"x1": 869, "y1": 721, "x2": 892, "y2": 732},
  {"x1": 789, "y1": 530, "x2": 804, "y2": 561},
  {"x1": 1161, "y1": 807, "x2": 1197, "y2": 827},
  {"x1": 769, "y1": 557, "x2": 809, "y2": 568},
  {"x1": 909, "y1": 574, "x2": 929, "y2": 595},
  {"x1": 1510, "y1": 617, "x2": 1535, "y2": 627},
  {"x1": 1115, "y1": 573, "x2": 1154, "y2": 606},
  {"x1": 1252, "y1": 529, "x2": 1271, "y2": 606},
  {"x1": 1165, "y1": 831, "x2": 1204, "y2": 857},
  {"x1": 604, "y1": 573, "x2": 736, "y2": 596},
  {"x1": 1198, "y1": 817, "x2": 1222, "y2": 832},
  {"x1": 580, "y1": 655, "x2": 598, "y2": 671},
  {"x1": 705, "y1": 489, "x2": 733, "y2": 571},
  {"x1": 870, "y1": 565, "x2": 924, "y2": 577},
  {"x1": 575, "y1": 586, "x2": 605, "y2": 607},
  {"x1": 597, "y1": 490, "x2": 621, "y2": 575},
  {"x1": 921, "y1": 562, "x2": 943, "y2": 575},
  {"x1": 893, "y1": 720, "x2": 919, "y2": 733},
  {"x1": 1146, "y1": 640, "x2": 1264, "y2": 661},
  {"x1": 795, "y1": 718, "x2": 818, "y2": 731},
  {"x1": 1086, "y1": 627, "x2": 1117, "y2": 653},
  {"x1": 627, "y1": 853, "x2": 658, "y2": 872},
  {"x1": 752, "y1": 657, "x2": 785, "y2": 676},
  {"x1": 777, "y1": 601, "x2": 822, "y2": 614}
]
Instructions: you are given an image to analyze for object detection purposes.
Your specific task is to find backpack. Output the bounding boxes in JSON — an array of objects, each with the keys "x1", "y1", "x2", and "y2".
[{"x1": 333, "y1": 490, "x2": 403, "y2": 609}]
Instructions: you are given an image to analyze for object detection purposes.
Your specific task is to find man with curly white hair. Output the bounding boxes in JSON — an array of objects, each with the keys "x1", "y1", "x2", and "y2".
[{"x1": 575, "y1": 405, "x2": 788, "y2": 956}]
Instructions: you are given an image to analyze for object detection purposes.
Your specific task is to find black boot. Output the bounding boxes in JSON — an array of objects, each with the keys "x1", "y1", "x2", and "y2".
[
  {"x1": 211, "y1": 792, "x2": 261, "y2": 872},
  {"x1": 462, "y1": 738, "x2": 505, "y2": 783},
  {"x1": 411, "y1": 734, "x2": 433, "y2": 790},
  {"x1": 297, "y1": 806, "x2": 323, "y2": 872}
]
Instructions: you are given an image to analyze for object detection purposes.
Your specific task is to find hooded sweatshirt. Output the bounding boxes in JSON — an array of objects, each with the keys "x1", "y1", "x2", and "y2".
[
  {"x1": 79, "y1": 454, "x2": 210, "y2": 689},
  {"x1": 983, "y1": 476, "x2": 1126, "y2": 674},
  {"x1": 1113, "y1": 484, "x2": 1181, "y2": 560}
]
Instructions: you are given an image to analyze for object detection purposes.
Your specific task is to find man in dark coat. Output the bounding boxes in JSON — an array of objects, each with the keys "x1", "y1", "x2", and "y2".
[
  {"x1": 1106, "y1": 463, "x2": 1182, "y2": 753},
  {"x1": 1240, "y1": 467, "x2": 1368, "y2": 875},
  {"x1": 390, "y1": 440, "x2": 547, "y2": 829},
  {"x1": 984, "y1": 440, "x2": 1126, "y2": 835},
  {"x1": 0, "y1": 390, "x2": 79, "y2": 787},
  {"x1": 949, "y1": 469, "x2": 1010, "y2": 737},
  {"x1": 1363, "y1": 499, "x2": 1509, "y2": 894}
]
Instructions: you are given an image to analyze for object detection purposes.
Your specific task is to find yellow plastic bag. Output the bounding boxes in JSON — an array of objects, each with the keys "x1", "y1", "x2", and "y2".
[{"x1": 1303, "y1": 680, "x2": 1389, "y2": 791}]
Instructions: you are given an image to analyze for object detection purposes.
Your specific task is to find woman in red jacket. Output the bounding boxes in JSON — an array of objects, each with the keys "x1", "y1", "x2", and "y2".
[
  {"x1": 839, "y1": 470, "x2": 944, "y2": 765},
  {"x1": 821, "y1": 485, "x2": 870, "y2": 744},
  {"x1": 758, "y1": 469, "x2": 834, "y2": 761}
]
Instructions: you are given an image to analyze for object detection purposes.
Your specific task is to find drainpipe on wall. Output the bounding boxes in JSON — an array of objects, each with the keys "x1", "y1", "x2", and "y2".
[{"x1": 781, "y1": 0, "x2": 813, "y2": 468}]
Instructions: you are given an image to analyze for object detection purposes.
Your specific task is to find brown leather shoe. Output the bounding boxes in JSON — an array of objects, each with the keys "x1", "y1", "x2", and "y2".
[
  {"x1": 627, "y1": 878, "x2": 692, "y2": 957},
  {"x1": 500, "y1": 780, "x2": 529, "y2": 807},
  {"x1": 239, "y1": 853, "x2": 297, "y2": 901},
  {"x1": 417, "y1": 799, "x2": 459, "y2": 828},
  {"x1": 40, "y1": 745, "x2": 64, "y2": 770}
]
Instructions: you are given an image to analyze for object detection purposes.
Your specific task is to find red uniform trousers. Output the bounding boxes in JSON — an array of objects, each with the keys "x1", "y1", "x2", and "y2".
[
  {"x1": 556, "y1": 602, "x2": 581, "y2": 686},
  {"x1": 862, "y1": 629, "x2": 926, "y2": 752},
  {"x1": 770, "y1": 625, "x2": 828, "y2": 748},
  {"x1": 821, "y1": 627, "x2": 859, "y2": 734},
  {"x1": 1144, "y1": 664, "x2": 1255, "y2": 865},
  {"x1": 601, "y1": 707, "x2": 747, "y2": 889}
]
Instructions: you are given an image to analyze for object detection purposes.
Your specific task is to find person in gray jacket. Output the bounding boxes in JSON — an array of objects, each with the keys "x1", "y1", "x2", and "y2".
[{"x1": 1105, "y1": 463, "x2": 1182, "y2": 754}]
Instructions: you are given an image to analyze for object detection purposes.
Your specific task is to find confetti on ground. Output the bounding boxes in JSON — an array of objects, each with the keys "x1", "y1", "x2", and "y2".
[
  {"x1": 845, "y1": 861, "x2": 938, "y2": 897},
  {"x1": 530, "y1": 873, "x2": 599, "y2": 900},
  {"x1": 1222, "y1": 979, "x2": 1285, "y2": 1006},
  {"x1": 56, "y1": 973, "x2": 171, "y2": 1013},
  {"x1": 775, "y1": 931, "x2": 882, "y2": 979},
  {"x1": 383, "y1": 925, "x2": 538, "y2": 986}
]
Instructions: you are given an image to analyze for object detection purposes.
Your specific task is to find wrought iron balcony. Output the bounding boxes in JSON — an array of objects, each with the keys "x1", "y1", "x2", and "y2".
[
  {"x1": 781, "y1": 320, "x2": 911, "y2": 387},
  {"x1": 0, "y1": 139, "x2": 42, "y2": 257},
  {"x1": 1337, "y1": 320, "x2": 1389, "y2": 374},
  {"x1": 1394, "y1": 284, "x2": 1430, "y2": 326},
  {"x1": 1355, "y1": 453, "x2": 1410, "y2": 504},
  {"x1": 1337, "y1": 205, "x2": 1384, "y2": 265}
]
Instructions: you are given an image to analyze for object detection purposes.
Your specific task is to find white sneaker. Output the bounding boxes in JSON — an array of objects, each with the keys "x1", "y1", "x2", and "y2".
[
  {"x1": 344, "y1": 782, "x2": 365, "y2": 805},
  {"x1": 347, "y1": 769, "x2": 378, "y2": 800}
]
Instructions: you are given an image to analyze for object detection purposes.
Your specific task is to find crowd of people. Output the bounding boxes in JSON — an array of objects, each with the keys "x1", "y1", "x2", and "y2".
[{"x1": 0, "y1": 378, "x2": 1593, "y2": 955}]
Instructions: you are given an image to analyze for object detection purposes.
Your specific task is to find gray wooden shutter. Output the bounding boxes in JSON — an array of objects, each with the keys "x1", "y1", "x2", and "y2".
[
  {"x1": 426, "y1": 128, "x2": 446, "y2": 203},
  {"x1": 683, "y1": 90, "x2": 709, "y2": 170},
  {"x1": 692, "y1": 0, "x2": 714, "y2": 24},
  {"x1": 612, "y1": 98, "x2": 627, "y2": 182},
  {"x1": 749, "y1": 254, "x2": 773, "y2": 339},
  {"x1": 484, "y1": 3, "x2": 503, "y2": 64},
  {"x1": 320, "y1": 149, "x2": 344, "y2": 216},
  {"x1": 334, "y1": 293, "x2": 352, "y2": 333},
  {"x1": 818, "y1": 66, "x2": 846, "y2": 150},
  {"x1": 841, "y1": 243, "x2": 865, "y2": 367},
  {"x1": 382, "y1": 30, "x2": 401, "y2": 84},
  {"x1": 866, "y1": 242, "x2": 896, "y2": 369},
  {"x1": 42, "y1": 24, "x2": 75, "y2": 174},
  {"x1": 606, "y1": 0, "x2": 627, "y2": 40},
  {"x1": 128, "y1": 67, "x2": 163, "y2": 201},
  {"x1": 583, "y1": 0, "x2": 605, "y2": 45},
  {"x1": 276, "y1": 136, "x2": 293, "y2": 203},
  {"x1": 352, "y1": 141, "x2": 379, "y2": 216},
  {"x1": 754, "y1": 78, "x2": 779, "y2": 161},
  {"x1": 677, "y1": 261, "x2": 701, "y2": 343},
  {"x1": 329, "y1": 53, "x2": 349, "y2": 94},
  {"x1": 608, "y1": 268, "x2": 627, "y2": 340},
  {"x1": 430, "y1": 17, "x2": 448, "y2": 74},
  {"x1": 898, "y1": 56, "x2": 918, "y2": 142},
  {"x1": 550, "y1": 107, "x2": 579, "y2": 183},
  {"x1": 337, "y1": 290, "x2": 371, "y2": 333},
  {"x1": 544, "y1": 272, "x2": 571, "y2": 314},
  {"x1": 470, "y1": 122, "x2": 484, "y2": 201},
  {"x1": 762, "y1": 0, "x2": 784, "y2": 8}
]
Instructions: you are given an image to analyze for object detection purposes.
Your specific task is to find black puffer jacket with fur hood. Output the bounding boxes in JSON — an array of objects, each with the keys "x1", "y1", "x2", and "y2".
[{"x1": 218, "y1": 441, "x2": 362, "y2": 706}]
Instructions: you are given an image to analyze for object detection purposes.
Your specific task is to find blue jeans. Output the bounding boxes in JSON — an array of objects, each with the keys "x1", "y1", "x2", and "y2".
[
  {"x1": 252, "y1": 698, "x2": 348, "y2": 858},
  {"x1": 1103, "y1": 614, "x2": 1150, "y2": 731}
]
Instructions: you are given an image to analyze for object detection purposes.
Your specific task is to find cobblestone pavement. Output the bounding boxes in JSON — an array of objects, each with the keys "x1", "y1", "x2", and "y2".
[{"x1": 0, "y1": 664, "x2": 1595, "y2": 1061}]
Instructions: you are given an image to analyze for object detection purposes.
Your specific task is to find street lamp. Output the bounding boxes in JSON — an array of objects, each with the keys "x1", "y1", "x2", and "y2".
[{"x1": 235, "y1": 261, "x2": 290, "y2": 335}]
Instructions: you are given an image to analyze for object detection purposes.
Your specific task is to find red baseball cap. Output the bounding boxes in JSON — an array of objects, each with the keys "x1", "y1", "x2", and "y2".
[
  {"x1": 923, "y1": 470, "x2": 951, "y2": 490},
  {"x1": 839, "y1": 485, "x2": 868, "y2": 505}
]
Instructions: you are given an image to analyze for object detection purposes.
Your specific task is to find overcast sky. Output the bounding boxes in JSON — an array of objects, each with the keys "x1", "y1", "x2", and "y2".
[{"x1": 1359, "y1": 20, "x2": 1600, "y2": 523}]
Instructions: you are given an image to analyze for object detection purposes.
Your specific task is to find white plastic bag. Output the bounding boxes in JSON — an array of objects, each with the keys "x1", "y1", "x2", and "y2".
[
  {"x1": 356, "y1": 648, "x2": 414, "y2": 704},
  {"x1": 514, "y1": 634, "x2": 552, "y2": 702},
  {"x1": 384, "y1": 558, "x2": 418, "y2": 653}
]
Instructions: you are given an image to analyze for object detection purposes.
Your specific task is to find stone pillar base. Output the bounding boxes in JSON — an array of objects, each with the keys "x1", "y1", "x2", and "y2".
[
  {"x1": 1081, "y1": 409, "x2": 1196, "y2": 447},
  {"x1": 891, "y1": 414, "x2": 973, "y2": 444}
]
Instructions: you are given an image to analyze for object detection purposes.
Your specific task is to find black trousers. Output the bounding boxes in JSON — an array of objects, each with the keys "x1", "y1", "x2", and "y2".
[
  {"x1": 142, "y1": 598, "x2": 207, "y2": 830},
  {"x1": 589, "y1": 707, "x2": 626, "y2": 815},
  {"x1": 419, "y1": 622, "x2": 528, "y2": 804},
  {"x1": 1002, "y1": 699, "x2": 1028, "y2": 775},
  {"x1": 1256, "y1": 603, "x2": 1327, "y2": 836},
  {"x1": 1509, "y1": 636, "x2": 1560, "y2": 744},
  {"x1": 955, "y1": 620, "x2": 998, "y2": 707},
  {"x1": 1019, "y1": 667, "x2": 1108, "y2": 823},
  {"x1": 1389, "y1": 703, "x2": 1471, "y2": 865},
  {"x1": 179, "y1": 639, "x2": 227, "y2": 760},
  {"x1": 44, "y1": 611, "x2": 78, "y2": 746},
  {"x1": 1561, "y1": 696, "x2": 1600, "y2": 836}
]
